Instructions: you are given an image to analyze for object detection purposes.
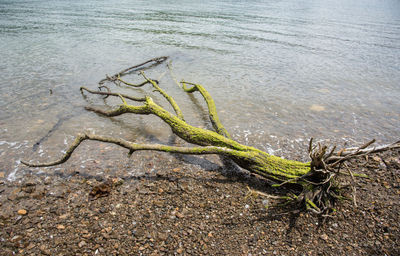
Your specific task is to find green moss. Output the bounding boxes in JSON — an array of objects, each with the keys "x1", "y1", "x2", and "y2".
[
  {"x1": 181, "y1": 82, "x2": 231, "y2": 138},
  {"x1": 306, "y1": 199, "x2": 321, "y2": 212},
  {"x1": 123, "y1": 97, "x2": 312, "y2": 184}
]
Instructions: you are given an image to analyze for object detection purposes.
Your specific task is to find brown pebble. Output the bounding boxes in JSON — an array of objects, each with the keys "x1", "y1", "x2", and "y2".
[
  {"x1": 56, "y1": 224, "x2": 65, "y2": 230},
  {"x1": 176, "y1": 212, "x2": 184, "y2": 218},
  {"x1": 26, "y1": 243, "x2": 35, "y2": 250},
  {"x1": 59, "y1": 213, "x2": 69, "y2": 219},
  {"x1": 18, "y1": 209, "x2": 27, "y2": 215},
  {"x1": 172, "y1": 168, "x2": 181, "y2": 172}
]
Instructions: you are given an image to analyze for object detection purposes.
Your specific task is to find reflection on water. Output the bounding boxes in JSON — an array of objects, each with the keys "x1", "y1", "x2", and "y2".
[{"x1": 1, "y1": 0, "x2": 399, "y2": 180}]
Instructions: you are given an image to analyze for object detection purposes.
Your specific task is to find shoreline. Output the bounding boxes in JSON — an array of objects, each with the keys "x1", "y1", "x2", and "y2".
[{"x1": 1, "y1": 149, "x2": 399, "y2": 255}]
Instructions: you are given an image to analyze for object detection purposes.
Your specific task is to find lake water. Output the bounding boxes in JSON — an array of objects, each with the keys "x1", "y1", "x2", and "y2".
[{"x1": 1, "y1": 0, "x2": 399, "y2": 180}]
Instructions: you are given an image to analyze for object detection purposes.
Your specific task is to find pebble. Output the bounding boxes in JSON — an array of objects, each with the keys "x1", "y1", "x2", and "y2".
[
  {"x1": 26, "y1": 243, "x2": 35, "y2": 250},
  {"x1": 172, "y1": 168, "x2": 181, "y2": 172},
  {"x1": 11, "y1": 235, "x2": 21, "y2": 242},
  {"x1": 310, "y1": 104, "x2": 325, "y2": 112},
  {"x1": 320, "y1": 234, "x2": 328, "y2": 241},
  {"x1": 112, "y1": 177, "x2": 124, "y2": 186},
  {"x1": 0, "y1": 172, "x2": 5, "y2": 178},
  {"x1": 57, "y1": 224, "x2": 65, "y2": 230},
  {"x1": 158, "y1": 233, "x2": 168, "y2": 241},
  {"x1": 78, "y1": 240, "x2": 87, "y2": 248},
  {"x1": 59, "y1": 213, "x2": 70, "y2": 219},
  {"x1": 39, "y1": 245, "x2": 51, "y2": 255},
  {"x1": 17, "y1": 209, "x2": 27, "y2": 215},
  {"x1": 176, "y1": 212, "x2": 184, "y2": 218}
]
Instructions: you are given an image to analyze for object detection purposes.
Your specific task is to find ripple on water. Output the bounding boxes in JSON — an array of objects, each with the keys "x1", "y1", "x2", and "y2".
[{"x1": 0, "y1": 0, "x2": 399, "y2": 179}]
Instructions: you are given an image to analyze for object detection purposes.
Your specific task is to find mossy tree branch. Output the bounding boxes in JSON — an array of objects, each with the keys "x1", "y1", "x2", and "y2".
[
  {"x1": 22, "y1": 56, "x2": 400, "y2": 214},
  {"x1": 181, "y1": 81, "x2": 231, "y2": 138}
]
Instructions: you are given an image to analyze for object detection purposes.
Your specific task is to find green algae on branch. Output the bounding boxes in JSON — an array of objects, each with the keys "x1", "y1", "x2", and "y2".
[{"x1": 22, "y1": 56, "x2": 400, "y2": 214}]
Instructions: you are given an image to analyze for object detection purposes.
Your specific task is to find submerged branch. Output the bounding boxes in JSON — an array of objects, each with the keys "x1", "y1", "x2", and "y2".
[
  {"x1": 80, "y1": 86, "x2": 146, "y2": 102},
  {"x1": 99, "y1": 56, "x2": 168, "y2": 85}
]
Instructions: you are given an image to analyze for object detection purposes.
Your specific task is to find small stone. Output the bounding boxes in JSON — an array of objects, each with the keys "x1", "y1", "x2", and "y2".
[
  {"x1": 172, "y1": 168, "x2": 181, "y2": 172},
  {"x1": 39, "y1": 245, "x2": 51, "y2": 255},
  {"x1": 0, "y1": 172, "x2": 5, "y2": 178},
  {"x1": 78, "y1": 240, "x2": 87, "y2": 248},
  {"x1": 112, "y1": 177, "x2": 124, "y2": 186},
  {"x1": 177, "y1": 247, "x2": 184, "y2": 254},
  {"x1": 382, "y1": 181, "x2": 391, "y2": 189},
  {"x1": 208, "y1": 232, "x2": 213, "y2": 237},
  {"x1": 320, "y1": 234, "x2": 328, "y2": 241},
  {"x1": 59, "y1": 213, "x2": 69, "y2": 219},
  {"x1": 18, "y1": 209, "x2": 27, "y2": 215},
  {"x1": 176, "y1": 212, "x2": 184, "y2": 218},
  {"x1": 310, "y1": 104, "x2": 325, "y2": 112},
  {"x1": 8, "y1": 188, "x2": 21, "y2": 201},
  {"x1": 26, "y1": 243, "x2": 35, "y2": 250},
  {"x1": 57, "y1": 224, "x2": 65, "y2": 230},
  {"x1": 153, "y1": 200, "x2": 163, "y2": 207},
  {"x1": 158, "y1": 233, "x2": 168, "y2": 241},
  {"x1": 32, "y1": 186, "x2": 46, "y2": 199},
  {"x1": 11, "y1": 235, "x2": 21, "y2": 242},
  {"x1": 372, "y1": 156, "x2": 381, "y2": 162},
  {"x1": 24, "y1": 179, "x2": 37, "y2": 186}
]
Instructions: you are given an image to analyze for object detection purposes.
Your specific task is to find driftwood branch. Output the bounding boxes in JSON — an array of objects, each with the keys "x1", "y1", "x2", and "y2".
[
  {"x1": 22, "y1": 132, "x2": 235, "y2": 167},
  {"x1": 22, "y1": 56, "x2": 400, "y2": 214}
]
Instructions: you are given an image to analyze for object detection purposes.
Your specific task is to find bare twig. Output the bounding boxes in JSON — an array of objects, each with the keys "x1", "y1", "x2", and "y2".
[
  {"x1": 80, "y1": 86, "x2": 146, "y2": 102},
  {"x1": 140, "y1": 71, "x2": 185, "y2": 120},
  {"x1": 99, "y1": 56, "x2": 168, "y2": 85}
]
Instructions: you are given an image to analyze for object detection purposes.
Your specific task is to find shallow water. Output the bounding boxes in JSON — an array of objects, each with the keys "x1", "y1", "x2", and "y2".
[{"x1": 1, "y1": 0, "x2": 399, "y2": 180}]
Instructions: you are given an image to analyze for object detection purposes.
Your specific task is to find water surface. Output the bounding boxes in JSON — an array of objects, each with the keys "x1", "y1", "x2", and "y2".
[{"x1": 1, "y1": 0, "x2": 399, "y2": 179}]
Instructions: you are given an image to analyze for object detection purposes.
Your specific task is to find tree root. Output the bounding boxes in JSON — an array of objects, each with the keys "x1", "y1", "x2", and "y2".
[{"x1": 22, "y1": 56, "x2": 400, "y2": 215}]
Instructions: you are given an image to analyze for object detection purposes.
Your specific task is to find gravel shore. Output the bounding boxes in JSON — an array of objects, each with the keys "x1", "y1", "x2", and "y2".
[{"x1": 1, "y1": 149, "x2": 399, "y2": 255}]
